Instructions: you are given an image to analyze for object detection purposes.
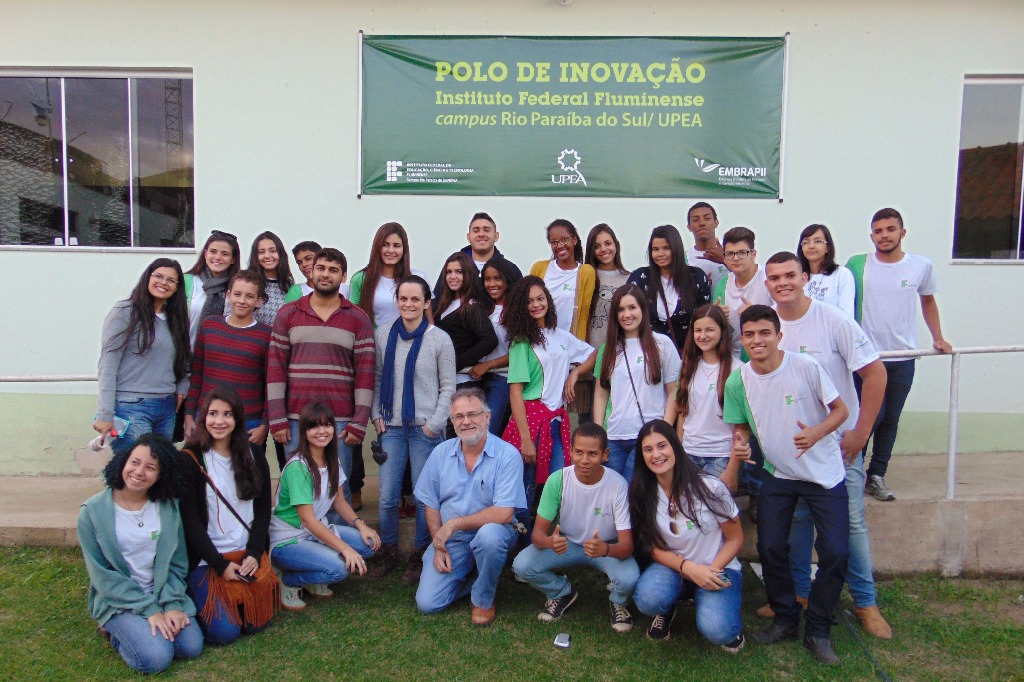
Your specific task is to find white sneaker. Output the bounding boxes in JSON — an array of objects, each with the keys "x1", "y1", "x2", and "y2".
[{"x1": 275, "y1": 568, "x2": 306, "y2": 610}]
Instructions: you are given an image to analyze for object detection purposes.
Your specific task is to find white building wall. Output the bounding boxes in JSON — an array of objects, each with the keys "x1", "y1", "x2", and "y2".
[{"x1": 1, "y1": 0, "x2": 1022, "y2": 472}]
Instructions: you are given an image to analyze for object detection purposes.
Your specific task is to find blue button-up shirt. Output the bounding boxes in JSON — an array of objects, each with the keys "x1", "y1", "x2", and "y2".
[{"x1": 415, "y1": 433, "x2": 527, "y2": 524}]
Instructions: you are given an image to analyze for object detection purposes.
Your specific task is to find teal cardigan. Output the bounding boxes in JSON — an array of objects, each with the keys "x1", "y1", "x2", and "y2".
[{"x1": 78, "y1": 489, "x2": 195, "y2": 626}]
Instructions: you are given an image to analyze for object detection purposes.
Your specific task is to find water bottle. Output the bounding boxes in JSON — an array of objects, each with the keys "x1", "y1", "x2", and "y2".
[{"x1": 88, "y1": 430, "x2": 119, "y2": 451}]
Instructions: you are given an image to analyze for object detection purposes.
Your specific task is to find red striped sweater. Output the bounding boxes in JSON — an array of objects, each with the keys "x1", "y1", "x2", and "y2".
[{"x1": 185, "y1": 317, "x2": 271, "y2": 424}]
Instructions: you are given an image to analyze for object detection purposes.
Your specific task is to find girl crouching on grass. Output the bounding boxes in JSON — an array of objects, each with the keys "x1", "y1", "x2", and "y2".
[
  {"x1": 629, "y1": 420, "x2": 745, "y2": 652},
  {"x1": 269, "y1": 402, "x2": 381, "y2": 610},
  {"x1": 78, "y1": 433, "x2": 203, "y2": 674}
]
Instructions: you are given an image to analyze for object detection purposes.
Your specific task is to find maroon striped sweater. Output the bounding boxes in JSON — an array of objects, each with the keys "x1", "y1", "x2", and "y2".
[{"x1": 185, "y1": 317, "x2": 271, "y2": 424}]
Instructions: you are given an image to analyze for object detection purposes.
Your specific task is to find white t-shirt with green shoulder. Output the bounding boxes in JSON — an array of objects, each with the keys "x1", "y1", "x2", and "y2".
[
  {"x1": 507, "y1": 327, "x2": 593, "y2": 411},
  {"x1": 269, "y1": 457, "x2": 345, "y2": 548},
  {"x1": 594, "y1": 333, "x2": 681, "y2": 439},
  {"x1": 723, "y1": 351, "x2": 845, "y2": 488},
  {"x1": 536, "y1": 465, "x2": 631, "y2": 545}
]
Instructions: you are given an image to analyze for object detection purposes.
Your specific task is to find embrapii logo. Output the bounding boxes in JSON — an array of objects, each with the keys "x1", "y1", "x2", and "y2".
[
  {"x1": 552, "y1": 149, "x2": 587, "y2": 186},
  {"x1": 694, "y1": 156, "x2": 768, "y2": 186}
]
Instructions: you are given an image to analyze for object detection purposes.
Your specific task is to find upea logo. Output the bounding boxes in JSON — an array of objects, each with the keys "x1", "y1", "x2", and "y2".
[
  {"x1": 694, "y1": 157, "x2": 767, "y2": 186},
  {"x1": 552, "y1": 149, "x2": 587, "y2": 186}
]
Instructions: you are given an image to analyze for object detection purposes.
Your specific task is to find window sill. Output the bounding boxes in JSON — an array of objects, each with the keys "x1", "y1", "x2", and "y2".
[
  {"x1": 950, "y1": 259, "x2": 1024, "y2": 265},
  {"x1": 0, "y1": 245, "x2": 196, "y2": 254}
]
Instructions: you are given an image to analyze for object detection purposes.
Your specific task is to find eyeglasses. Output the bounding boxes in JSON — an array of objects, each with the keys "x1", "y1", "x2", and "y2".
[
  {"x1": 451, "y1": 410, "x2": 486, "y2": 422},
  {"x1": 723, "y1": 249, "x2": 752, "y2": 260},
  {"x1": 800, "y1": 238, "x2": 828, "y2": 246},
  {"x1": 210, "y1": 230, "x2": 238, "y2": 243},
  {"x1": 150, "y1": 272, "x2": 179, "y2": 287},
  {"x1": 548, "y1": 236, "x2": 574, "y2": 249},
  {"x1": 668, "y1": 498, "x2": 680, "y2": 534}
]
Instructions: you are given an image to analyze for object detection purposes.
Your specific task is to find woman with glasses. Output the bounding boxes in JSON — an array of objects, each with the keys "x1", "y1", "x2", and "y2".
[
  {"x1": 368, "y1": 276, "x2": 456, "y2": 582},
  {"x1": 797, "y1": 224, "x2": 855, "y2": 318},
  {"x1": 528, "y1": 219, "x2": 596, "y2": 342},
  {"x1": 94, "y1": 259, "x2": 191, "y2": 454},
  {"x1": 629, "y1": 420, "x2": 744, "y2": 651},
  {"x1": 183, "y1": 231, "x2": 241, "y2": 348},
  {"x1": 627, "y1": 225, "x2": 712, "y2": 353}
]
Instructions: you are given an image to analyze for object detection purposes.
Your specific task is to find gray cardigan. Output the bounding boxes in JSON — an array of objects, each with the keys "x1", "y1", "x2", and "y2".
[
  {"x1": 97, "y1": 302, "x2": 189, "y2": 421},
  {"x1": 371, "y1": 324, "x2": 456, "y2": 435}
]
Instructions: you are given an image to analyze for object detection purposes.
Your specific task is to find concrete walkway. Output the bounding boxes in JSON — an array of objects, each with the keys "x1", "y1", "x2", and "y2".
[{"x1": 1, "y1": 452, "x2": 1021, "y2": 576}]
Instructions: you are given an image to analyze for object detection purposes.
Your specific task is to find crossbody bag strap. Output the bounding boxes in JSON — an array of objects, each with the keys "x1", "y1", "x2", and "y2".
[
  {"x1": 621, "y1": 343, "x2": 647, "y2": 423},
  {"x1": 182, "y1": 448, "x2": 252, "y2": 534}
]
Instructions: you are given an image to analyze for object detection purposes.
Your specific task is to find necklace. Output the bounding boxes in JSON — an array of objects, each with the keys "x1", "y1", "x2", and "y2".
[
  {"x1": 129, "y1": 500, "x2": 148, "y2": 527},
  {"x1": 700, "y1": 359, "x2": 718, "y2": 380}
]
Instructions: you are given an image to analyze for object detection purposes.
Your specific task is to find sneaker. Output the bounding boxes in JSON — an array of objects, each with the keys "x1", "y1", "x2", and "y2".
[
  {"x1": 866, "y1": 475, "x2": 896, "y2": 501},
  {"x1": 400, "y1": 550, "x2": 424, "y2": 585},
  {"x1": 646, "y1": 606, "x2": 676, "y2": 641},
  {"x1": 610, "y1": 602, "x2": 634, "y2": 633},
  {"x1": 306, "y1": 583, "x2": 334, "y2": 598},
  {"x1": 537, "y1": 588, "x2": 578, "y2": 623},
  {"x1": 275, "y1": 570, "x2": 306, "y2": 611},
  {"x1": 366, "y1": 544, "x2": 399, "y2": 581},
  {"x1": 721, "y1": 633, "x2": 746, "y2": 654}
]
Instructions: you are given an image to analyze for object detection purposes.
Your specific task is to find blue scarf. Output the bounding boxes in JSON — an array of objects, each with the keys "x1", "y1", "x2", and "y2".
[{"x1": 380, "y1": 316, "x2": 429, "y2": 425}]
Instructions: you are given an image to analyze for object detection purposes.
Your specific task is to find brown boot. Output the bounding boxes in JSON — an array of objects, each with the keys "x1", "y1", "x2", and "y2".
[
  {"x1": 756, "y1": 595, "x2": 808, "y2": 619},
  {"x1": 854, "y1": 605, "x2": 893, "y2": 639},
  {"x1": 365, "y1": 544, "x2": 398, "y2": 581},
  {"x1": 401, "y1": 549, "x2": 425, "y2": 585}
]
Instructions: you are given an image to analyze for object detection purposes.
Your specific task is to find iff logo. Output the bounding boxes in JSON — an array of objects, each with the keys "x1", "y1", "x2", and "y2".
[
  {"x1": 551, "y1": 149, "x2": 587, "y2": 186},
  {"x1": 799, "y1": 345, "x2": 808, "y2": 353},
  {"x1": 636, "y1": 355, "x2": 643, "y2": 363},
  {"x1": 901, "y1": 279, "x2": 909, "y2": 287},
  {"x1": 560, "y1": 344, "x2": 567, "y2": 351},
  {"x1": 707, "y1": 382, "x2": 716, "y2": 391},
  {"x1": 593, "y1": 507, "x2": 602, "y2": 516},
  {"x1": 385, "y1": 160, "x2": 403, "y2": 182},
  {"x1": 563, "y1": 283, "x2": 572, "y2": 291},
  {"x1": 785, "y1": 394, "x2": 795, "y2": 406}
]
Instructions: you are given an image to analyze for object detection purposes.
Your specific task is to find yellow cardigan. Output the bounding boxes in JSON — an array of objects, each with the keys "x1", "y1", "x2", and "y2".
[{"x1": 529, "y1": 260, "x2": 597, "y2": 341}]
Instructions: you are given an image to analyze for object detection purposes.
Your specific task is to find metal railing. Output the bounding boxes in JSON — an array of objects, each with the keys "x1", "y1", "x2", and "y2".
[
  {"x1": 5, "y1": 344, "x2": 1024, "y2": 499},
  {"x1": 878, "y1": 345, "x2": 1024, "y2": 500}
]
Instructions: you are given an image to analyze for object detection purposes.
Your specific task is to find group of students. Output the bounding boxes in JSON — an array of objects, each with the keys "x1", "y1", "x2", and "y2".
[{"x1": 82, "y1": 203, "x2": 950, "y2": 671}]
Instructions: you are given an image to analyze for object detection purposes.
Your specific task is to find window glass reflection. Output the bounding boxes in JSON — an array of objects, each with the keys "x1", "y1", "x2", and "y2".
[
  {"x1": 0, "y1": 77, "x2": 64, "y2": 245},
  {"x1": 65, "y1": 78, "x2": 131, "y2": 247}
]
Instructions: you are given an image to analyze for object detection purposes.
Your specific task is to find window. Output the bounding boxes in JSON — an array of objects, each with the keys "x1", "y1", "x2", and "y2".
[
  {"x1": 0, "y1": 71, "x2": 194, "y2": 248},
  {"x1": 953, "y1": 77, "x2": 1024, "y2": 260}
]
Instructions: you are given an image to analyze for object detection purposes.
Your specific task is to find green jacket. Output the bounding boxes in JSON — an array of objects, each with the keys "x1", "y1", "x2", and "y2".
[{"x1": 77, "y1": 489, "x2": 195, "y2": 626}]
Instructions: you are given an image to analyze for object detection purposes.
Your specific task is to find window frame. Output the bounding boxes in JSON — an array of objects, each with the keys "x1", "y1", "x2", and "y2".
[{"x1": 0, "y1": 66, "x2": 195, "y2": 252}]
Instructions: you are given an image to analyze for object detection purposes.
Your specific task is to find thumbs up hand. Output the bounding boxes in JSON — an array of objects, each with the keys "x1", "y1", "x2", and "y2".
[
  {"x1": 583, "y1": 529, "x2": 608, "y2": 558},
  {"x1": 738, "y1": 295, "x2": 753, "y2": 314},
  {"x1": 550, "y1": 524, "x2": 568, "y2": 555},
  {"x1": 794, "y1": 419, "x2": 821, "y2": 458}
]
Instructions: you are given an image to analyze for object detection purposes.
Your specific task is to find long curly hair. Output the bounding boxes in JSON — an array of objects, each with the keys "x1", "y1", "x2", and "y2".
[
  {"x1": 183, "y1": 386, "x2": 261, "y2": 500},
  {"x1": 628, "y1": 420, "x2": 735, "y2": 553},
  {"x1": 103, "y1": 433, "x2": 184, "y2": 502},
  {"x1": 599, "y1": 284, "x2": 662, "y2": 389},
  {"x1": 355, "y1": 222, "x2": 412, "y2": 324},
  {"x1": 114, "y1": 258, "x2": 191, "y2": 383},
  {"x1": 504, "y1": 275, "x2": 556, "y2": 348},
  {"x1": 675, "y1": 304, "x2": 732, "y2": 418}
]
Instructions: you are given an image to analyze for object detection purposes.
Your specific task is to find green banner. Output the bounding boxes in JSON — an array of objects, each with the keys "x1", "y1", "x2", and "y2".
[{"x1": 361, "y1": 35, "x2": 785, "y2": 198}]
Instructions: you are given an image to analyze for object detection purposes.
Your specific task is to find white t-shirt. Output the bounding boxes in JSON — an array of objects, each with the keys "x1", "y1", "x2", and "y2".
[
  {"x1": 779, "y1": 301, "x2": 878, "y2": 433},
  {"x1": 725, "y1": 352, "x2": 845, "y2": 488},
  {"x1": 300, "y1": 281, "x2": 314, "y2": 296},
  {"x1": 201, "y1": 449, "x2": 255, "y2": 562},
  {"x1": 805, "y1": 268, "x2": 855, "y2": 319},
  {"x1": 532, "y1": 327, "x2": 594, "y2": 411},
  {"x1": 683, "y1": 358, "x2": 732, "y2": 458},
  {"x1": 188, "y1": 281, "x2": 207, "y2": 347},
  {"x1": 861, "y1": 253, "x2": 938, "y2": 352},
  {"x1": 686, "y1": 247, "x2": 729, "y2": 292},
  {"x1": 598, "y1": 334, "x2": 681, "y2": 439},
  {"x1": 478, "y1": 304, "x2": 509, "y2": 377},
  {"x1": 473, "y1": 258, "x2": 488, "y2": 273},
  {"x1": 721, "y1": 267, "x2": 773, "y2": 358},
  {"x1": 537, "y1": 465, "x2": 631, "y2": 545},
  {"x1": 543, "y1": 261, "x2": 580, "y2": 333},
  {"x1": 656, "y1": 275, "x2": 680, "y2": 323},
  {"x1": 656, "y1": 477, "x2": 740, "y2": 571},
  {"x1": 114, "y1": 500, "x2": 161, "y2": 595},
  {"x1": 372, "y1": 269, "x2": 427, "y2": 330}
]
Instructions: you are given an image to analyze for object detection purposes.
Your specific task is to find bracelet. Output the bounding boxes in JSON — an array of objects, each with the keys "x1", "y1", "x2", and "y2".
[
  {"x1": 603, "y1": 541, "x2": 610, "y2": 557},
  {"x1": 679, "y1": 558, "x2": 687, "y2": 575},
  {"x1": 351, "y1": 517, "x2": 363, "y2": 525}
]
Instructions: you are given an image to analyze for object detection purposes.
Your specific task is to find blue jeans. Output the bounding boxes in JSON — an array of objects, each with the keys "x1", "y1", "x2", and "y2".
[
  {"x1": 104, "y1": 610, "x2": 204, "y2": 674},
  {"x1": 690, "y1": 455, "x2": 730, "y2": 479},
  {"x1": 512, "y1": 541, "x2": 640, "y2": 605},
  {"x1": 789, "y1": 453, "x2": 876, "y2": 607},
  {"x1": 186, "y1": 566, "x2": 267, "y2": 645},
  {"x1": 271, "y1": 524, "x2": 375, "y2": 587},
  {"x1": 111, "y1": 394, "x2": 177, "y2": 456},
  {"x1": 859, "y1": 359, "x2": 915, "y2": 478},
  {"x1": 757, "y1": 475, "x2": 849, "y2": 638},
  {"x1": 479, "y1": 373, "x2": 511, "y2": 436},
  {"x1": 633, "y1": 563, "x2": 743, "y2": 645},
  {"x1": 416, "y1": 523, "x2": 517, "y2": 613},
  {"x1": 606, "y1": 438, "x2": 636, "y2": 483},
  {"x1": 287, "y1": 419, "x2": 354, "y2": 502},
  {"x1": 378, "y1": 425, "x2": 443, "y2": 548}
]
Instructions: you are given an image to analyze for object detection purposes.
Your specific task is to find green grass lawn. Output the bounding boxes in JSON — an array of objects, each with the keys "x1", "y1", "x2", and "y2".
[{"x1": 1, "y1": 546, "x2": 1021, "y2": 681}]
